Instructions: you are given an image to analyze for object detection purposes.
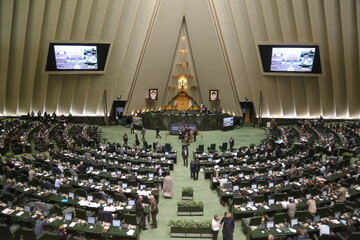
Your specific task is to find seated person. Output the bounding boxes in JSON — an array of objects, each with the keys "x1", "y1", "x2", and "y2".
[
  {"x1": 53, "y1": 225, "x2": 68, "y2": 240},
  {"x1": 34, "y1": 216, "x2": 50, "y2": 238},
  {"x1": 295, "y1": 229, "x2": 310, "y2": 240},
  {"x1": 338, "y1": 220, "x2": 357, "y2": 239},
  {"x1": 317, "y1": 221, "x2": 330, "y2": 236}
]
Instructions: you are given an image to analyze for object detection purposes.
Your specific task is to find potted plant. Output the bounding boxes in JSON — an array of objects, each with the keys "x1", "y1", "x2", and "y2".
[
  {"x1": 169, "y1": 219, "x2": 212, "y2": 238},
  {"x1": 177, "y1": 200, "x2": 204, "y2": 216},
  {"x1": 182, "y1": 186, "x2": 194, "y2": 200}
]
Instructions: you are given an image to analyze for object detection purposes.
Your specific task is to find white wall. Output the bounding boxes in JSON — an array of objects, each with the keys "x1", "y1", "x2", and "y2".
[{"x1": 0, "y1": 0, "x2": 359, "y2": 119}]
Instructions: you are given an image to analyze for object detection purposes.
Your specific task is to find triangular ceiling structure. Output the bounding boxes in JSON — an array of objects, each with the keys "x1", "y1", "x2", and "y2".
[
  {"x1": 125, "y1": 0, "x2": 241, "y2": 116},
  {"x1": 163, "y1": 17, "x2": 201, "y2": 109}
]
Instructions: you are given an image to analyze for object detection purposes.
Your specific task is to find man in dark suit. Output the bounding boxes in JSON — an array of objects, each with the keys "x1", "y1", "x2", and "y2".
[
  {"x1": 155, "y1": 126, "x2": 161, "y2": 138},
  {"x1": 194, "y1": 159, "x2": 200, "y2": 180},
  {"x1": 54, "y1": 225, "x2": 68, "y2": 240},
  {"x1": 141, "y1": 127, "x2": 146, "y2": 142},
  {"x1": 77, "y1": 161, "x2": 87, "y2": 174},
  {"x1": 229, "y1": 137, "x2": 235, "y2": 150},
  {"x1": 220, "y1": 212, "x2": 235, "y2": 240},
  {"x1": 34, "y1": 216, "x2": 50, "y2": 238},
  {"x1": 149, "y1": 195, "x2": 158, "y2": 228},
  {"x1": 182, "y1": 146, "x2": 189, "y2": 167},
  {"x1": 135, "y1": 196, "x2": 147, "y2": 230}
]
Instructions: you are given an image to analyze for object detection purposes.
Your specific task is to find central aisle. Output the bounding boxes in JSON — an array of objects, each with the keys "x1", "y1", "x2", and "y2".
[{"x1": 101, "y1": 126, "x2": 266, "y2": 240}]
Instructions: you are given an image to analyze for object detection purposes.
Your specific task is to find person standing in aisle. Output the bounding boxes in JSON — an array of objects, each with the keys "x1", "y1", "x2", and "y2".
[
  {"x1": 123, "y1": 133, "x2": 128, "y2": 146},
  {"x1": 212, "y1": 215, "x2": 221, "y2": 240},
  {"x1": 149, "y1": 195, "x2": 158, "y2": 229},
  {"x1": 194, "y1": 159, "x2": 200, "y2": 180},
  {"x1": 190, "y1": 159, "x2": 196, "y2": 179},
  {"x1": 135, "y1": 196, "x2": 147, "y2": 230},
  {"x1": 220, "y1": 212, "x2": 235, "y2": 240},
  {"x1": 229, "y1": 137, "x2": 235, "y2": 150},
  {"x1": 141, "y1": 127, "x2": 146, "y2": 142},
  {"x1": 156, "y1": 126, "x2": 161, "y2": 138},
  {"x1": 182, "y1": 146, "x2": 189, "y2": 167}
]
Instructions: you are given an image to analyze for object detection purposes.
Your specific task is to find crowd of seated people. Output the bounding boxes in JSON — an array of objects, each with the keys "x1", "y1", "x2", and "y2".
[
  {"x1": 134, "y1": 105, "x2": 227, "y2": 117},
  {"x1": 0, "y1": 129, "x2": 176, "y2": 239},
  {"x1": 27, "y1": 111, "x2": 72, "y2": 122},
  {"x1": 193, "y1": 121, "x2": 360, "y2": 240},
  {"x1": 0, "y1": 117, "x2": 178, "y2": 239}
]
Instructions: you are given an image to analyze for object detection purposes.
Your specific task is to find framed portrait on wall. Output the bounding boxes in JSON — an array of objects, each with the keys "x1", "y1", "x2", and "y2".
[
  {"x1": 149, "y1": 89, "x2": 158, "y2": 100},
  {"x1": 209, "y1": 90, "x2": 219, "y2": 101}
]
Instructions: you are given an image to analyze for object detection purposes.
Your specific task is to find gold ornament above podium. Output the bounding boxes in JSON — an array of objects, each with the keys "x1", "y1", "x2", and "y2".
[
  {"x1": 164, "y1": 92, "x2": 200, "y2": 111},
  {"x1": 162, "y1": 18, "x2": 202, "y2": 111}
]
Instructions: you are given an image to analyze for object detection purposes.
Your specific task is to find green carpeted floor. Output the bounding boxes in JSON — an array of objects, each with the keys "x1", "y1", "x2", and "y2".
[{"x1": 101, "y1": 125, "x2": 266, "y2": 240}]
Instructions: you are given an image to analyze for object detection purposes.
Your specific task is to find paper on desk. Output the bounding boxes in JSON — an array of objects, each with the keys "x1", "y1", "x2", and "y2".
[
  {"x1": 2, "y1": 209, "x2": 14, "y2": 214},
  {"x1": 276, "y1": 229, "x2": 282, "y2": 233},
  {"x1": 250, "y1": 206, "x2": 257, "y2": 211},
  {"x1": 16, "y1": 211, "x2": 24, "y2": 216},
  {"x1": 240, "y1": 207, "x2": 246, "y2": 211},
  {"x1": 289, "y1": 228, "x2": 297, "y2": 233},
  {"x1": 127, "y1": 229, "x2": 135, "y2": 236},
  {"x1": 309, "y1": 226, "x2": 314, "y2": 230},
  {"x1": 263, "y1": 206, "x2": 270, "y2": 210},
  {"x1": 69, "y1": 222, "x2": 76, "y2": 227}
]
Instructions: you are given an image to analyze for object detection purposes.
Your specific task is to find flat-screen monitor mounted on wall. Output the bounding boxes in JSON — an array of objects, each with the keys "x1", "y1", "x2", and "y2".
[
  {"x1": 45, "y1": 41, "x2": 111, "y2": 74},
  {"x1": 223, "y1": 117, "x2": 234, "y2": 127},
  {"x1": 256, "y1": 43, "x2": 323, "y2": 76}
]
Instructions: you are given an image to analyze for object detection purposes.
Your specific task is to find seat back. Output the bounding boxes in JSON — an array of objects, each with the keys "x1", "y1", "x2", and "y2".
[
  {"x1": 273, "y1": 213, "x2": 290, "y2": 224},
  {"x1": 75, "y1": 188, "x2": 87, "y2": 198},
  {"x1": 123, "y1": 214, "x2": 137, "y2": 225},
  {"x1": 113, "y1": 193, "x2": 124, "y2": 202},
  {"x1": 196, "y1": 145, "x2": 204, "y2": 152},
  {"x1": 21, "y1": 227, "x2": 37, "y2": 240},
  {"x1": 294, "y1": 210, "x2": 313, "y2": 222},
  {"x1": 332, "y1": 203, "x2": 346, "y2": 213},
  {"x1": 127, "y1": 181, "x2": 139, "y2": 188},
  {"x1": 37, "y1": 231, "x2": 58, "y2": 240},
  {"x1": 98, "y1": 211, "x2": 114, "y2": 223},
  {"x1": 253, "y1": 195, "x2": 265, "y2": 204},
  {"x1": 348, "y1": 232, "x2": 360, "y2": 240},
  {"x1": 0, "y1": 224, "x2": 15, "y2": 240},
  {"x1": 249, "y1": 216, "x2": 262, "y2": 226},
  {"x1": 75, "y1": 208, "x2": 87, "y2": 220},
  {"x1": 317, "y1": 207, "x2": 333, "y2": 218}
]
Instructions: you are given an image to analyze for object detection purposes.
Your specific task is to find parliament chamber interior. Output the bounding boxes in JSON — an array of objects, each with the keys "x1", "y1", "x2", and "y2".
[{"x1": 0, "y1": 1, "x2": 359, "y2": 240}]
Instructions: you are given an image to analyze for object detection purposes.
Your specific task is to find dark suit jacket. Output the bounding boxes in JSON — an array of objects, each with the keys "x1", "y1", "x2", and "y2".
[
  {"x1": 34, "y1": 219, "x2": 50, "y2": 237},
  {"x1": 135, "y1": 200, "x2": 144, "y2": 217},
  {"x1": 78, "y1": 165, "x2": 86, "y2": 174}
]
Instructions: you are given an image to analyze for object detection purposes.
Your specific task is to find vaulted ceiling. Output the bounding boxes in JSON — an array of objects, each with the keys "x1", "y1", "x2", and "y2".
[{"x1": 0, "y1": 0, "x2": 359, "y2": 118}]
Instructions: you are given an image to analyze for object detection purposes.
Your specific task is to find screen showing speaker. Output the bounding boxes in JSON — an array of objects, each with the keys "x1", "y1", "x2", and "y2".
[
  {"x1": 223, "y1": 117, "x2": 234, "y2": 127},
  {"x1": 46, "y1": 42, "x2": 110, "y2": 73},
  {"x1": 257, "y1": 44, "x2": 322, "y2": 76}
]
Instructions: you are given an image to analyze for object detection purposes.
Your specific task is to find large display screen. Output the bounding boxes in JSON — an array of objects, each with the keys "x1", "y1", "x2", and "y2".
[
  {"x1": 45, "y1": 42, "x2": 110, "y2": 73},
  {"x1": 257, "y1": 44, "x2": 322, "y2": 76},
  {"x1": 54, "y1": 45, "x2": 98, "y2": 70},
  {"x1": 223, "y1": 117, "x2": 234, "y2": 127},
  {"x1": 132, "y1": 116, "x2": 143, "y2": 126},
  {"x1": 270, "y1": 47, "x2": 315, "y2": 72}
]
